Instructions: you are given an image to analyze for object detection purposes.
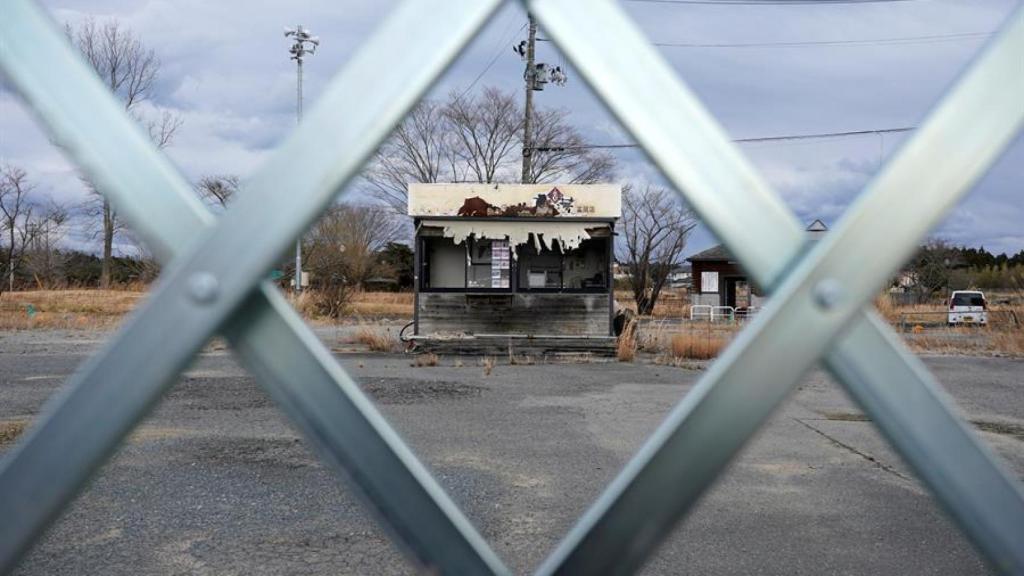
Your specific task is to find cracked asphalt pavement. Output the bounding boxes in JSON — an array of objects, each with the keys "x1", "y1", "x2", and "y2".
[{"x1": 1, "y1": 329, "x2": 1022, "y2": 575}]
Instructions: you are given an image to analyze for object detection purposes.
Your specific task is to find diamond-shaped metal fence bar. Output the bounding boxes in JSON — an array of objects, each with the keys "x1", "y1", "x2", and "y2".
[
  {"x1": 528, "y1": 1, "x2": 1024, "y2": 574},
  {"x1": 0, "y1": 1, "x2": 509, "y2": 574},
  {"x1": 0, "y1": 0, "x2": 1021, "y2": 575}
]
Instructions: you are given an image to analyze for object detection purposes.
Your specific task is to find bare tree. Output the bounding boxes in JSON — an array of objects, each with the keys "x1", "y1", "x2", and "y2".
[
  {"x1": 364, "y1": 100, "x2": 456, "y2": 213},
  {"x1": 66, "y1": 17, "x2": 181, "y2": 288},
  {"x1": 364, "y1": 86, "x2": 615, "y2": 211},
  {"x1": 24, "y1": 200, "x2": 70, "y2": 289},
  {"x1": 1, "y1": 166, "x2": 39, "y2": 295},
  {"x1": 304, "y1": 204, "x2": 402, "y2": 290},
  {"x1": 617, "y1": 184, "x2": 698, "y2": 315},
  {"x1": 526, "y1": 107, "x2": 616, "y2": 185},
  {"x1": 443, "y1": 87, "x2": 522, "y2": 184},
  {"x1": 196, "y1": 175, "x2": 240, "y2": 208},
  {"x1": 908, "y1": 238, "x2": 956, "y2": 301}
]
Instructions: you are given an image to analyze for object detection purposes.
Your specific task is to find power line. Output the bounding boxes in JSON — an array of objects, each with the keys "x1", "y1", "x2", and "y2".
[
  {"x1": 454, "y1": 19, "x2": 527, "y2": 103},
  {"x1": 537, "y1": 30, "x2": 992, "y2": 49},
  {"x1": 650, "y1": 31, "x2": 991, "y2": 48},
  {"x1": 532, "y1": 127, "x2": 914, "y2": 152},
  {"x1": 736, "y1": 126, "x2": 913, "y2": 142}
]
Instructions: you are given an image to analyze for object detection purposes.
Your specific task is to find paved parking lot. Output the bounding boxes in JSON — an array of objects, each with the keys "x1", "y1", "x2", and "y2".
[{"x1": 1, "y1": 329, "x2": 1021, "y2": 575}]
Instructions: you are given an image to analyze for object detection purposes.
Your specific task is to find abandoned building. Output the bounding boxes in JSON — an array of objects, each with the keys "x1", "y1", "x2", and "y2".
[
  {"x1": 688, "y1": 219, "x2": 828, "y2": 309},
  {"x1": 408, "y1": 183, "x2": 620, "y2": 354}
]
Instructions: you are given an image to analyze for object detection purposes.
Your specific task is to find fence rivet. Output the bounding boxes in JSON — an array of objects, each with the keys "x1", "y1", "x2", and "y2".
[
  {"x1": 188, "y1": 272, "x2": 220, "y2": 305},
  {"x1": 813, "y1": 278, "x2": 844, "y2": 310}
]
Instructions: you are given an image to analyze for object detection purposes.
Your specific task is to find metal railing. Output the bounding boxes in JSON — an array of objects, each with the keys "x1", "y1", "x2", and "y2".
[
  {"x1": 689, "y1": 304, "x2": 712, "y2": 321},
  {"x1": 690, "y1": 304, "x2": 759, "y2": 323},
  {"x1": 1, "y1": 1, "x2": 1022, "y2": 574}
]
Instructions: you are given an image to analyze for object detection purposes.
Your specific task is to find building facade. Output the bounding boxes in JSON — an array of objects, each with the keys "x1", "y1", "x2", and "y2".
[
  {"x1": 409, "y1": 183, "x2": 621, "y2": 353},
  {"x1": 688, "y1": 219, "x2": 828, "y2": 309}
]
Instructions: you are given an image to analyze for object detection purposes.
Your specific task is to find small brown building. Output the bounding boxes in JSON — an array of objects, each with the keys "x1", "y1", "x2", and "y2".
[
  {"x1": 688, "y1": 219, "x2": 828, "y2": 309},
  {"x1": 409, "y1": 183, "x2": 621, "y2": 354}
]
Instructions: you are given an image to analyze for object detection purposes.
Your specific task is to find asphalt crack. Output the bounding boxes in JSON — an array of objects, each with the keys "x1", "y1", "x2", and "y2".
[{"x1": 793, "y1": 417, "x2": 914, "y2": 483}]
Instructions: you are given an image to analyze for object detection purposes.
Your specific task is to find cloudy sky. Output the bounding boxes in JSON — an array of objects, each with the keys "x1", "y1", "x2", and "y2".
[{"x1": 2, "y1": 0, "x2": 1021, "y2": 257}]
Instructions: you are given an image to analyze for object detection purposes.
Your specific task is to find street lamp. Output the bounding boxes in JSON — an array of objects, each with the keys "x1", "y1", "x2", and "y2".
[{"x1": 284, "y1": 25, "x2": 319, "y2": 292}]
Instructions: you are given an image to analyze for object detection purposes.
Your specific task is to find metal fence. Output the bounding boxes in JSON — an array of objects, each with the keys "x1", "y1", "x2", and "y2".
[
  {"x1": 1, "y1": 1, "x2": 1023, "y2": 574},
  {"x1": 690, "y1": 304, "x2": 759, "y2": 323}
]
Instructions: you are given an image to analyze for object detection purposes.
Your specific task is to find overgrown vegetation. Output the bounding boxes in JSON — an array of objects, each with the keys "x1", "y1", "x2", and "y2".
[
  {"x1": 0, "y1": 419, "x2": 29, "y2": 446},
  {"x1": 481, "y1": 356, "x2": 495, "y2": 376},
  {"x1": 616, "y1": 318, "x2": 638, "y2": 362},
  {"x1": 0, "y1": 289, "x2": 145, "y2": 329},
  {"x1": 354, "y1": 326, "x2": 398, "y2": 352},
  {"x1": 670, "y1": 332, "x2": 726, "y2": 360}
]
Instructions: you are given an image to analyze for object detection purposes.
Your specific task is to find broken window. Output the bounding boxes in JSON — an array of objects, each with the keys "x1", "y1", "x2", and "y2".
[
  {"x1": 517, "y1": 235, "x2": 609, "y2": 292},
  {"x1": 420, "y1": 231, "x2": 609, "y2": 293},
  {"x1": 468, "y1": 237, "x2": 511, "y2": 289},
  {"x1": 518, "y1": 236, "x2": 563, "y2": 289},
  {"x1": 563, "y1": 238, "x2": 609, "y2": 290},
  {"x1": 421, "y1": 237, "x2": 465, "y2": 289}
]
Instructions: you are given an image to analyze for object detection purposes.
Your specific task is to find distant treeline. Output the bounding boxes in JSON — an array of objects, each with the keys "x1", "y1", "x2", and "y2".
[
  {"x1": 946, "y1": 245, "x2": 1024, "y2": 291},
  {"x1": 905, "y1": 242, "x2": 1024, "y2": 298},
  {"x1": 4, "y1": 249, "x2": 159, "y2": 291},
  {"x1": 954, "y1": 246, "x2": 1024, "y2": 269}
]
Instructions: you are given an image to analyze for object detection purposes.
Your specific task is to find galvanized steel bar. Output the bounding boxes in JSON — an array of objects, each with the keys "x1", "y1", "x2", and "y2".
[
  {"x1": 827, "y1": 312, "x2": 1024, "y2": 573},
  {"x1": 531, "y1": 0, "x2": 1024, "y2": 573},
  {"x1": 0, "y1": 1, "x2": 508, "y2": 574},
  {"x1": 1, "y1": 0, "x2": 1022, "y2": 574}
]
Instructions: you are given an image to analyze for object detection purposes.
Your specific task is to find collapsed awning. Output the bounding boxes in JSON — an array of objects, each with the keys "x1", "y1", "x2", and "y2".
[{"x1": 432, "y1": 220, "x2": 610, "y2": 255}]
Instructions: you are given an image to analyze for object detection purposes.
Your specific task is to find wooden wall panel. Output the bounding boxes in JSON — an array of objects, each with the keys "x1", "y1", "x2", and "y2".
[{"x1": 418, "y1": 293, "x2": 610, "y2": 336}]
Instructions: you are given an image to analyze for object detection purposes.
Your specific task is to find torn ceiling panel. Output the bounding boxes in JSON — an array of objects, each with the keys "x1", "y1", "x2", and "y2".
[{"x1": 441, "y1": 221, "x2": 607, "y2": 255}]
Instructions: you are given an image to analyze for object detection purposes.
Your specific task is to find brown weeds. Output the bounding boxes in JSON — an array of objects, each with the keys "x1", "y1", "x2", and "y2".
[
  {"x1": 616, "y1": 318, "x2": 638, "y2": 362},
  {"x1": 348, "y1": 291, "x2": 413, "y2": 318},
  {"x1": 481, "y1": 356, "x2": 495, "y2": 376},
  {"x1": 412, "y1": 353, "x2": 439, "y2": 367},
  {"x1": 670, "y1": 332, "x2": 726, "y2": 360},
  {"x1": 354, "y1": 326, "x2": 397, "y2": 352},
  {"x1": 0, "y1": 290, "x2": 144, "y2": 330},
  {"x1": 0, "y1": 419, "x2": 29, "y2": 446}
]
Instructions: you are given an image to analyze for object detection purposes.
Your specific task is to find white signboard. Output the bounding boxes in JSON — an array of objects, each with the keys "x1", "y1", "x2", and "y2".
[
  {"x1": 408, "y1": 183, "x2": 621, "y2": 219},
  {"x1": 701, "y1": 271, "x2": 719, "y2": 293}
]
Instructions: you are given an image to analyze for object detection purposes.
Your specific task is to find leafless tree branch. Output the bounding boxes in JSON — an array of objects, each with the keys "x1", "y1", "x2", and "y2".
[
  {"x1": 66, "y1": 17, "x2": 180, "y2": 288},
  {"x1": 617, "y1": 184, "x2": 698, "y2": 315}
]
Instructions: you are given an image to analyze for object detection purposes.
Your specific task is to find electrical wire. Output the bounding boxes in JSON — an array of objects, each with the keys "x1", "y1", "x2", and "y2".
[
  {"x1": 537, "y1": 30, "x2": 992, "y2": 49},
  {"x1": 651, "y1": 31, "x2": 991, "y2": 48},
  {"x1": 453, "y1": 20, "x2": 527, "y2": 103},
  {"x1": 532, "y1": 127, "x2": 914, "y2": 151}
]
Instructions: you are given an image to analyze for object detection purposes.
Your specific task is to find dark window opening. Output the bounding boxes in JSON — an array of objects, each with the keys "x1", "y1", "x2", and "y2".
[
  {"x1": 419, "y1": 233, "x2": 610, "y2": 293},
  {"x1": 516, "y1": 235, "x2": 609, "y2": 293},
  {"x1": 421, "y1": 236, "x2": 466, "y2": 290}
]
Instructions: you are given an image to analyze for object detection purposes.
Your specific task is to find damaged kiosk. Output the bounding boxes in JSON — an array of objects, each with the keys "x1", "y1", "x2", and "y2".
[{"x1": 408, "y1": 183, "x2": 621, "y2": 356}]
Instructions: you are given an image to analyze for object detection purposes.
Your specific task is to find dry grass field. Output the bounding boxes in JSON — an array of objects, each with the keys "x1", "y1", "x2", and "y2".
[
  {"x1": 0, "y1": 290, "x2": 146, "y2": 330},
  {"x1": 0, "y1": 289, "x2": 412, "y2": 330},
  {"x1": 614, "y1": 290, "x2": 690, "y2": 319},
  {"x1": 2, "y1": 288, "x2": 1021, "y2": 358}
]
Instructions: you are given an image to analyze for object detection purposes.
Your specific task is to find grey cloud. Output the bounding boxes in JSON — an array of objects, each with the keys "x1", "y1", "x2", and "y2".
[{"x1": 2, "y1": 0, "x2": 1020, "y2": 259}]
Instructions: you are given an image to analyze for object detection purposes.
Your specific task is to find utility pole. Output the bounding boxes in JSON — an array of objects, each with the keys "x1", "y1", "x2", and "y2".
[
  {"x1": 515, "y1": 16, "x2": 566, "y2": 184},
  {"x1": 285, "y1": 25, "x2": 319, "y2": 292},
  {"x1": 521, "y1": 15, "x2": 537, "y2": 184}
]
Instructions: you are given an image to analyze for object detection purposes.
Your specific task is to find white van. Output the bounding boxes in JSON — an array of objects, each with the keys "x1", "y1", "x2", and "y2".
[{"x1": 948, "y1": 290, "x2": 987, "y2": 326}]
